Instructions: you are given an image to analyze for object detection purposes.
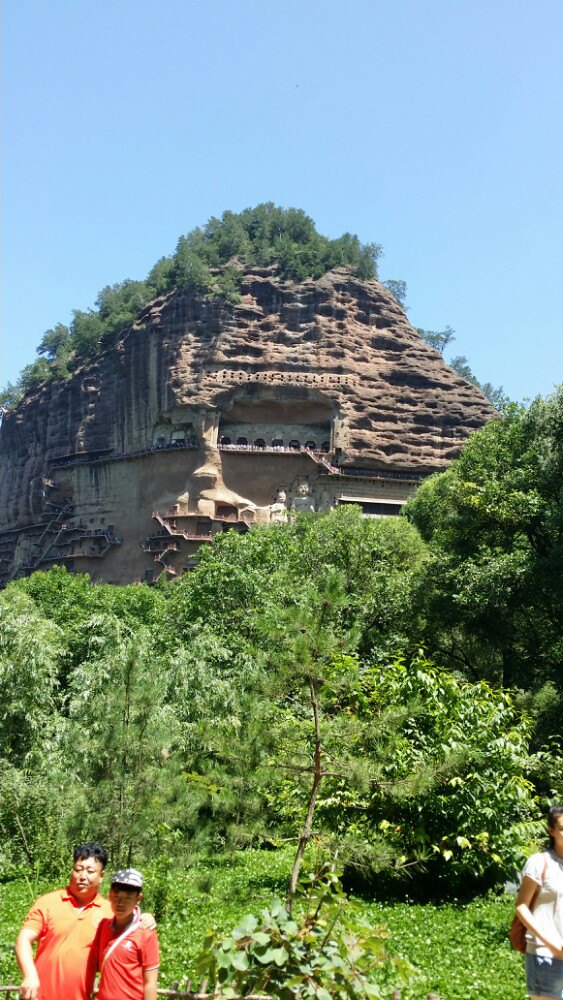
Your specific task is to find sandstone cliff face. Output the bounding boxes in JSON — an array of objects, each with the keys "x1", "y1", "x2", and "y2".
[{"x1": 0, "y1": 266, "x2": 495, "y2": 585}]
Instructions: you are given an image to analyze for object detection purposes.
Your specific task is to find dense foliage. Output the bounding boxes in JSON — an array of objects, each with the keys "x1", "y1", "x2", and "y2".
[
  {"x1": 0, "y1": 852, "x2": 531, "y2": 999},
  {"x1": 315, "y1": 655, "x2": 540, "y2": 893},
  {"x1": 1, "y1": 204, "x2": 382, "y2": 407},
  {"x1": 1, "y1": 401, "x2": 561, "y2": 994},
  {"x1": 0, "y1": 503, "x2": 556, "y2": 893},
  {"x1": 198, "y1": 870, "x2": 411, "y2": 1000},
  {"x1": 406, "y1": 388, "x2": 563, "y2": 697}
]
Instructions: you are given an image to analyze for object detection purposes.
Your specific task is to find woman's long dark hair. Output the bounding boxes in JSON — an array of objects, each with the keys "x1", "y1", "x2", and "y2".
[{"x1": 547, "y1": 805, "x2": 563, "y2": 848}]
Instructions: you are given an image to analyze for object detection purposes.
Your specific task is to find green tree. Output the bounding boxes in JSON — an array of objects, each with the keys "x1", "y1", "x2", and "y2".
[
  {"x1": 0, "y1": 589, "x2": 68, "y2": 871},
  {"x1": 406, "y1": 388, "x2": 563, "y2": 698},
  {"x1": 417, "y1": 325, "x2": 456, "y2": 355},
  {"x1": 64, "y1": 614, "x2": 180, "y2": 864},
  {"x1": 449, "y1": 355, "x2": 507, "y2": 408},
  {"x1": 166, "y1": 565, "x2": 545, "y2": 894},
  {"x1": 165, "y1": 506, "x2": 426, "y2": 660},
  {"x1": 146, "y1": 255, "x2": 175, "y2": 294},
  {"x1": 383, "y1": 280, "x2": 408, "y2": 308},
  {"x1": 355, "y1": 241, "x2": 383, "y2": 280},
  {"x1": 16, "y1": 566, "x2": 167, "y2": 680},
  {"x1": 415, "y1": 329, "x2": 507, "y2": 408},
  {"x1": 96, "y1": 280, "x2": 152, "y2": 342},
  {"x1": 0, "y1": 571, "x2": 176, "y2": 871},
  {"x1": 0, "y1": 589, "x2": 62, "y2": 765},
  {"x1": 18, "y1": 358, "x2": 53, "y2": 394},
  {"x1": 70, "y1": 308, "x2": 105, "y2": 360},
  {"x1": 215, "y1": 264, "x2": 244, "y2": 303},
  {"x1": 173, "y1": 237, "x2": 213, "y2": 292},
  {"x1": 0, "y1": 381, "x2": 23, "y2": 408},
  {"x1": 202, "y1": 211, "x2": 252, "y2": 265},
  {"x1": 0, "y1": 514, "x2": 554, "y2": 891},
  {"x1": 331, "y1": 653, "x2": 543, "y2": 893},
  {"x1": 166, "y1": 569, "x2": 413, "y2": 876},
  {"x1": 36, "y1": 323, "x2": 71, "y2": 360},
  {"x1": 477, "y1": 381, "x2": 509, "y2": 409},
  {"x1": 449, "y1": 354, "x2": 476, "y2": 382}
]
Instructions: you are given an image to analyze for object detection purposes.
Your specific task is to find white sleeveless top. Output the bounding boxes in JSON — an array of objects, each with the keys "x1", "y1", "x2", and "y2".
[{"x1": 521, "y1": 849, "x2": 563, "y2": 956}]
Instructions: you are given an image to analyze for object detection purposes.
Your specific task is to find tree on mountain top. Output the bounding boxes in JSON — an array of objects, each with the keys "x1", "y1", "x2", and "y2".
[{"x1": 1, "y1": 205, "x2": 384, "y2": 404}]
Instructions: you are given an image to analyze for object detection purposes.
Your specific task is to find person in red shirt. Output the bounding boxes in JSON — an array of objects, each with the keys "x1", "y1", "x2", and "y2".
[
  {"x1": 90, "y1": 868, "x2": 159, "y2": 1000},
  {"x1": 15, "y1": 844, "x2": 155, "y2": 1000}
]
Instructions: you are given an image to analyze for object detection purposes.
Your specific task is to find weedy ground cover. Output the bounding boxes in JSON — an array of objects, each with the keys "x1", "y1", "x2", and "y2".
[{"x1": 0, "y1": 850, "x2": 527, "y2": 999}]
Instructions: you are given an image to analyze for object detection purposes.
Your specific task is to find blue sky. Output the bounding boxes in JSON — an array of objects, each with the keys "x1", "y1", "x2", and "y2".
[{"x1": 2, "y1": 0, "x2": 562, "y2": 401}]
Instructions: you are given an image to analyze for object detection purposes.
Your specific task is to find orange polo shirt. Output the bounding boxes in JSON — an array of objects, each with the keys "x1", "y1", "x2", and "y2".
[{"x1": 23, "y1": 888, "x2": 112, "y2": 1000}]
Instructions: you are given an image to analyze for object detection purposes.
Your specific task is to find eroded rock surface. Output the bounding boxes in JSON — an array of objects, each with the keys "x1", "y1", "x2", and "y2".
[{"x1": 0, "y1": 266, "x2": 495, "y2": 585}]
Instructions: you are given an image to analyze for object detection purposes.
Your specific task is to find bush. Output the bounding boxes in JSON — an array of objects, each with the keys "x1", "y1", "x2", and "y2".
[
  {"x1": 197, "y1": 870, "x2": 411, "y2": 999},
  {"x1": 330, "y1": 654, "x2": 543, "y2": 895}
]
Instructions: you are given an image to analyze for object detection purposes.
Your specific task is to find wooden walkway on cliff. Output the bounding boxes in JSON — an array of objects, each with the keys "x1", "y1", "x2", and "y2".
[
  {"x1": 218, "y1": 441, "x2": 340, "y2": 474},
  {"x1": 44, "y1": 438, "x2": 426, "y2": 484}
]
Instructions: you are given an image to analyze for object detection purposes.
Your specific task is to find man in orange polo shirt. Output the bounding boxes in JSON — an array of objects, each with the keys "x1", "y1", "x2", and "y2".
[{"x1": 15, "y1": 843, "x2": 154, "y2": 1000}]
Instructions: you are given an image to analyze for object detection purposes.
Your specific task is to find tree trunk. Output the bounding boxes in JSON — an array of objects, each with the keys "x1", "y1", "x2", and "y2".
[{"x1": 287, "y1": 678, "x2": 322, "y2": 910}]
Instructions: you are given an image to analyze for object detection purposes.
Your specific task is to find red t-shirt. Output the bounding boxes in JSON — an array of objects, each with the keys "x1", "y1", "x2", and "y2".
[{"x1": 92, "y1": 916, "x2": 159, "y2": 1000}]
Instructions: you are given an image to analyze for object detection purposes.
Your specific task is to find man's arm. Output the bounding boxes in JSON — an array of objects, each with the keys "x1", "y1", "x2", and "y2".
[
  {"x1": 15, "y1": 927, "x2": 41, "y2": 1000},
  {"x1": 142, "y1": 967, "x2": 158, "y2": 1000},
  {"x1": 139, "y1": 911, "x2": 156, "y2": 931}
]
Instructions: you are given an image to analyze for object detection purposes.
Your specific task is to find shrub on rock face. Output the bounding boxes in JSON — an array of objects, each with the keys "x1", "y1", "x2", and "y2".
[{"x1": 196, "y1": 871, "x2": 412, "y2": 999}]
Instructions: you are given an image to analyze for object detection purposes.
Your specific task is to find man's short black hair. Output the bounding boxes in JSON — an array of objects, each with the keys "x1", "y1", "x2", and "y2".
[{"x1": 73, "y1": 842, "x2": 108, "y2": 870}]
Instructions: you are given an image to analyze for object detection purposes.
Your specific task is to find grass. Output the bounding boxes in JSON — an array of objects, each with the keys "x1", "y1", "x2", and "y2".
[{"x1": 0, "y1": 849, "x2": 528, "y2": 999}]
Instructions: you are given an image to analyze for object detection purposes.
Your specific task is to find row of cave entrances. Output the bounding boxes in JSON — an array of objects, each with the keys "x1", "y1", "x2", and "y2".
[{"x1": 219, "y1": 436, "x2": 331, "y2": 451}]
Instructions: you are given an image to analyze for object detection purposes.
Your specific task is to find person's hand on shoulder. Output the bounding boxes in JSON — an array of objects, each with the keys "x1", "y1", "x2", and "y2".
[{"x1": 139, "y1": 911, "x2": 156, "y2": 931}]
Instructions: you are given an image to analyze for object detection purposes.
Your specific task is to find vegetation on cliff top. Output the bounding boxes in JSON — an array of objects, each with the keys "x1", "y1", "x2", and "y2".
[
  {"x1": 1, "y1": 201, "x2": 503, "y2": 409},
  {"x1": 1, "y1": 204, "x2": 382, "y2": 406}
]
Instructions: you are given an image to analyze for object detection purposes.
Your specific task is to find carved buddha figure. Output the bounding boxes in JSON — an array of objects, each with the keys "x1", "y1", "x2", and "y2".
[
  {"x1": 270, "y1": 489, "x2": 288, "y2": 524},
  {"x1": 291, "y1": 481, "x2": 315, "y2": 515},
  {"x1": 317, "y1": 490, "x2": 333, "y2": 513}
]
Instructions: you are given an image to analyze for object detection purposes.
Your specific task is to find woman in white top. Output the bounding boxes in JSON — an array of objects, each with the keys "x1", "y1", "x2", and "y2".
[{"x1": 516, "y1": 805, "x2": 563, "y2": 999}]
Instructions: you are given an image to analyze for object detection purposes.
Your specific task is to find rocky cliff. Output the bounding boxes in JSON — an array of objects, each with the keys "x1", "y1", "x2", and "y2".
[{"x1": 0, "y1": 266, "x2": 495, "y2": 585}]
